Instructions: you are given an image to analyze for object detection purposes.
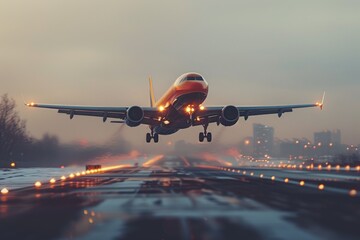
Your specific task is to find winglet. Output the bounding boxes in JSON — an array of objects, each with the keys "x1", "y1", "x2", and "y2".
[
  {"x1": 148, "y1": 76, "x2": 156, "y2": 107},
  {"x1": 316, "y1": 92, "x2": 325, "y2": 110}
]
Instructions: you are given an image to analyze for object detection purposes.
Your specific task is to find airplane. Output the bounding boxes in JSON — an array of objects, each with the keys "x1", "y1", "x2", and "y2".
[{"x1": 26, "y1": 72, "x2": 324, "y2": 143}]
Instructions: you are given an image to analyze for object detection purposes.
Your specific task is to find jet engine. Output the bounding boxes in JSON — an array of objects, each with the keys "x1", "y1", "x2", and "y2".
[
  {"x1": 219, "y1": 105, "x2": 239, "y2": 126},
  {"x1": 126, "y1": 106, "x2": 144, "y2": 127}
]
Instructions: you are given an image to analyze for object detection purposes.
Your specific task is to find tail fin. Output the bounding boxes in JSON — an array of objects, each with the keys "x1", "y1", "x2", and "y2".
[{"x1": 148, "y1": 76, "x2": 156, "y2": 107}]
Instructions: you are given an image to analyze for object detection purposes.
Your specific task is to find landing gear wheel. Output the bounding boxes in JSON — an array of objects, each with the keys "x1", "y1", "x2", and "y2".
[
  {"x1": 199, "y1": 132, "x2": 205, "y2": 142},
  {"x1": 206, "y1": 132, "x2": 212, "y2": 142},
  {"x1": 146, "y1": 133, "x2": 151, "y2": 143},
  {"x1": 153, "y1": 133, "x2": 159, "y2": 143}
]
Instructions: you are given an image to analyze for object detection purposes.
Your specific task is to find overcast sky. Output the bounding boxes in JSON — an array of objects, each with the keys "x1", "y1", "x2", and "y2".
[{"x1": 1, "y1": 0, "x2": 359, "y2": 146}]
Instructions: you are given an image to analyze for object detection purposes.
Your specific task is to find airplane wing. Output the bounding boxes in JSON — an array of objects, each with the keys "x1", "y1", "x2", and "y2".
[
  {"x1": 25, "y1": 102, "x2": 160, "y2": 125},
  {"x1": 193, "y1": 93, "x2": 324, "y2": 126}
]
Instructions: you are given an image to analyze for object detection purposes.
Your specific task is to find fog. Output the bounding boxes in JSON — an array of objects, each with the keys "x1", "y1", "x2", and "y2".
[{"x1": 1, "y1": 0, "x2": 359, "y2": 146}]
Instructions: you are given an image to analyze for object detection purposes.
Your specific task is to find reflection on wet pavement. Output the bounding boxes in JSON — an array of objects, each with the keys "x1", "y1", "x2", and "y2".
[{"x1": 0, "y1": 156, "x2": 359, "y2": 240}]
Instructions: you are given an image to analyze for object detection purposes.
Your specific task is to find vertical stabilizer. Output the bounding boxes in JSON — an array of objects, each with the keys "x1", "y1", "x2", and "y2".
[{"x1": 149, "y1": 76, "x2": 156, "y2": 107}]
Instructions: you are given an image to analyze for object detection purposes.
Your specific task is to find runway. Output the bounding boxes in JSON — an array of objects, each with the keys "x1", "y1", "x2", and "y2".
[{"x1": 1, "y1": 155, "x2": 359, "y2": 240}]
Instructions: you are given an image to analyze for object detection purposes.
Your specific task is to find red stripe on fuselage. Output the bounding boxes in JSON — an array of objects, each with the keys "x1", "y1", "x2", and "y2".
[{"x1": 156, "y1": 81, "x2": 208, "y2": 109}]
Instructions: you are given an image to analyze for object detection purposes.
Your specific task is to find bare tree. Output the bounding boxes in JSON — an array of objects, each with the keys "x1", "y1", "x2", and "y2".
[{"x1": 0, "y1": 94, "x2": 29, "y2": 161}]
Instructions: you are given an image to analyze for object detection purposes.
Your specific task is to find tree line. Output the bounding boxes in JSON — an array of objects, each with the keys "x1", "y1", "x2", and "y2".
[{"x1": 0, "y1": 94, "x2": 131, "y2": 167}]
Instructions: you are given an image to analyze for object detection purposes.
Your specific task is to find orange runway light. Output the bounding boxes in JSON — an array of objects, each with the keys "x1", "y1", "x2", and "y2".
[
  {"x1": 349, "y1": 189, "x2": 357, "y2": 197},
  {"x1": 318, "y1": 184, "x2": 325, "y2": 190},
  {"x1": 284, "y1": 178, "x2": 289, "y2": 183},
  {"x1": 10, "y1": 162, "x2": 16, "y2": 167},
  {"x1": 61, "y1": 176, "x2": 66, "y2": 180},
  {"x1": 1, "y1": 188, "x2": 9, "y2": 195},
  {"x1": 84, "y1": 210, "x2": 88, "y2": 215},
  {"x1": 49, "y1": 178, "x2": 56, "y2": 184},
  {"x1": 271, "y1": 176, "x2": 275, "y2": 181},
  {"x1": 69, "y1": 173, "x2": 75, "y2": 178},
  {"x1": 199, "y1": 105, "x2": 205, "y2": 110},
  {"x1": 260, "y1": 174, "x2": 264, "y2": 178},
  {"x1": 34, "y1": 181, "x2": 42, "y2": 188},
  {"x1": 299, "y1": 180, "x2": 305, "y2": 186},
  {"x1": 76, "y1": 172, "x2": 81, "y2": 176}
]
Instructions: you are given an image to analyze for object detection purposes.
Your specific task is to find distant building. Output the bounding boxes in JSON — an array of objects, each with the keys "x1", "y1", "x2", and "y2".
[
  {"x1": 314, "y1": 131, "x2": 332, "y2": 146},
  {"x1": 332, "y1": 129, "x2": 341, "y2": 145},
  {"x1": 253, "y1": 124, "x2": 274, "y2": 157},
  {"x1": 314, "y1": 130, "x2": 341, "y2": 147}
]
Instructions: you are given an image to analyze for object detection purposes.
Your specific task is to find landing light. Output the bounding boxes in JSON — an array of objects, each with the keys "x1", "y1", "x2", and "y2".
[{"x1": 34, "y1": 181, "x2": 42, "y2": 188}]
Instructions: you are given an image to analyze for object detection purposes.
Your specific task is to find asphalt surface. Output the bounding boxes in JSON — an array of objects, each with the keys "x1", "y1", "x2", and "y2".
[{"x1": 1, "y1": 156, "x2": 360, "y2": 240}]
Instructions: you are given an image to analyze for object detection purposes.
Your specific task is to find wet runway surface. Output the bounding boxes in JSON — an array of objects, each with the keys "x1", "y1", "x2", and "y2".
[{"x1": 1, "y1": 156, "x2": 359, "y2": 240}]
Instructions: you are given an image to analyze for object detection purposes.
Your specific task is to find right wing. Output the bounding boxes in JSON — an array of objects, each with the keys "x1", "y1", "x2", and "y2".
[{"x1": 26, "y1": 102, "x2": 160, "y2": 126}]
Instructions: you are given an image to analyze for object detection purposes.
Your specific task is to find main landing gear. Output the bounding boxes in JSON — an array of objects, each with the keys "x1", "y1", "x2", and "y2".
[
  {"x1": 146, "y1": 129, "x2": 159, "y2": 143},
  {"x1": 199, "y1": 124, "x2": 212, "y2": 142}
]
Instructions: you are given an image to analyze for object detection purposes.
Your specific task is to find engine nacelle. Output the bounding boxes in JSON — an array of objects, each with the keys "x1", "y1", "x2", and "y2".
[
  {"x1": 219, "y1": 105, "x2": 239, "y2": 126},
  {"x1": 126, "y1": 106, "x2": 144, "y2": 127}
]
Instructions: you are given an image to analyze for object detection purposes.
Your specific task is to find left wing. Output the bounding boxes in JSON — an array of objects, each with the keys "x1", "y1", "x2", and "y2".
[
  {"x1": 192, "y1": 94, "x2": 324, "y2": 126},
  {"x1": 25, "y1": 102, "x2": 159, "y2": 125}
]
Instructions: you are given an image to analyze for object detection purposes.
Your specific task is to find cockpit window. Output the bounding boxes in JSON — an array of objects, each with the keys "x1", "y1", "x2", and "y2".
[
  {"x1": 183, "y1": 76, "x2": 203, "y2": 81},
  {"x1": 175, "y1": 74, "x2": 205, "y2": 85}
]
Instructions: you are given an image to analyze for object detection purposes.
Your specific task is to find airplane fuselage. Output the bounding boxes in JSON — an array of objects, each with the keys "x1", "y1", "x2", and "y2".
[{"x1": 153, "y1": 73, "x2": 208, "y2": 135}]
